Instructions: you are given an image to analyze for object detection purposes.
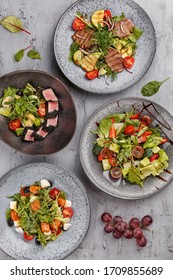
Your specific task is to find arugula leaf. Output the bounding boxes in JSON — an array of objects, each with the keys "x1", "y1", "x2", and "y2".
[
  {"x1": 6, "y1": 209, "x2": 11, "y2": 220},
  {"x1": 14, "y1": 49, "x2": 25, "y2": 62},
  {"x1": 141, "y1": 78, "x2": 169, "y2": 97},
  {"x1": 23, "y1": 83, "x2": 37, "y2": 94},
  {"x1": 129, "y1": 26, "x2": 143, "y2": 42},
  {"x1": 15, "y1": 127, "x2": 24, "y2": 136},
  {"x1": 94, "y1": 28, "x2": 114, "y2": 54},
  {"x1": 112, "y1": 13, "x2": 125, "y2": 22},
  {"x1": 27, "y1": 50, "x2": 41, "y2": 60},
  {"x1": 4, "y1": 86, "x2": 18, "y2": 98}
]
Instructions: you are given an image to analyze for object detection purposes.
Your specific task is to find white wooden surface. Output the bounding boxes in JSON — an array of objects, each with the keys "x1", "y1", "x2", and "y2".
[{"x1": 0, "y1": 0, "x2": 173, "y2": 260}]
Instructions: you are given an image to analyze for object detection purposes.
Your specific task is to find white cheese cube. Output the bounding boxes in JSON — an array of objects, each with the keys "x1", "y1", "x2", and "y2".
[
  {"x1": 44, "y1": 231, "x2": 51, "y2": 236},
  {"x1": 15, "y1": 227, "x2": 24, "y2": 233},
  {"x1": 63, "y1": 223, "x2": 72, "y2": 231},
  {"x1": 64, "y1": 200, "x2": 72, "y2": 208},
  {"x1": 30, "y1": 195, "x2": 38, "y2": 202},
  {"x1": 10, "y1": 201, "x2": 17, "y2": 210},
  {"x1": 40, "y1": 179, "x2": 51, "y2": 188},
  {"x1": 14, "y1": 220, "x2": 20, "y2": 227}
]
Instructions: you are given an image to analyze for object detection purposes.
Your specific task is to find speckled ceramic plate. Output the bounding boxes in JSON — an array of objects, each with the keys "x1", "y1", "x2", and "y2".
[
  {"x1": 80, "y1": 98, "x2": 173, "y2": 199},
  {"x1": 54, "y1": 0, "x2": 156, "y2": 94},
  {"x1": 0, "y1": 162, "x2": 90, "y2": 259}
]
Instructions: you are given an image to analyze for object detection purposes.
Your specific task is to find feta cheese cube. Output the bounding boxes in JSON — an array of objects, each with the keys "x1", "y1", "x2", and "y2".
[
  {"x1": 44, "y1": 231, "x2": 51, "y2": 236},
  {"x1": 30, "y1": 195, "x2": 37, "y2": 202},
  {"x1": 14, "y1": 220, "x2": 20, "y2": 227},
  {"x1": 40, "y1": 179, "x2": 51, "y2": 188},
  {"x1": 15, "y1": 227, "x2": 24, "y2": 233},
  {"x1": 63, "y1": 223, "x2": 72, "y2": 231},
  {"x1": 64, "y1": 200, "x2": 72, "y2": 208},
  {"x1": 10, "y1": 201, "x2": 17, "y2": 210}
]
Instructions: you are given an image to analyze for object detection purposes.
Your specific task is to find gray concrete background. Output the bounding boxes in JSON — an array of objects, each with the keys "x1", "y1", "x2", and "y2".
[{"x1": 0, "y1": 0, "x2": 173, "y2": 259}]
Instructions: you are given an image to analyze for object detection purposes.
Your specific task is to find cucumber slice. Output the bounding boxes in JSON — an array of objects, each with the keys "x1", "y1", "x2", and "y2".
[{"x1": 0, "y1": 107, "x2": 11, "y2": 117}]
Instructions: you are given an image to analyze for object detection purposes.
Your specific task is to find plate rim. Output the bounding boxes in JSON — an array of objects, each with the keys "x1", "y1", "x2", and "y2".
[
  {"x1": 79, "y1": 97, "x2": 173, "y2": 200},
  {"x1": 0, "y1": 70, "x2": 77, "y2": 156},
  {"x1": 0, "y1": 161, "x2": 91, "y2": 259},
  {"x1": 53, "y1": 0, "x2": 157, "y2": 94}
]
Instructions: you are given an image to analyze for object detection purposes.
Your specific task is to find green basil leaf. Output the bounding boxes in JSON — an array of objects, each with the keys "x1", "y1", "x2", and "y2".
[
  {"x1": 141, "y1": 78, "x2": 169, "y2": 97},
  {"x1": 14, "y1": 49, "x2": 25, "y2": 62},
  {"x1": 27, "y1": 50, "x2": 41, "y2": 60},
  {"x1": 0, "y1": 16, "x2": 23, "y2": 33}
]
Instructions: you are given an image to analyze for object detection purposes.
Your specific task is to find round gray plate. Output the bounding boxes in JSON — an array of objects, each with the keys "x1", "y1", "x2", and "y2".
[
  {"x1": 54, "y1": 0, "x2": 156, "y2": 94},
  {"x1": 80, "y1": 98, "x2": 173, "y2": 199},
  {"x1": 0, "y1": 162, "x2": 90, "y2": 259}
]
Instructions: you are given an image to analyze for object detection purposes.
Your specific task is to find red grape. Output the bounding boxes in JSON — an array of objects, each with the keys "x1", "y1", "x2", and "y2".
[
  {"x1": 113, "y1": 215, "x2": 123, "y2": 224},
  {"x1": 141, "y1": 215, "x2": 153, "y2": 227},
  {"x1": 133, "y1": 228, "x2": 143, "y2": 239},
  {"x1": 112, "y1": 229, "x2": 123, "y2": 239},
  {"x1": 115, "y1": 221, "x2": 127, "y2": 232},
  {"x1": 137, "y1": 235, "x2": 147, "y2": 247},
  {"x1": 104, "y1": 223, "x2": 114, "y2": 233},
  {"x1": 124, "y1": 228, "x2": 133, "y2": 239},
  {"x1": 129, "y1": 218, "x2": 140, "y2": 229},
  {"x1": 101, "y1": 212, "x2": 112, "y2": 223}
]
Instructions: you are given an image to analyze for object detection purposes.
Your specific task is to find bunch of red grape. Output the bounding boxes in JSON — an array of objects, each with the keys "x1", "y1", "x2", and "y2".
[{"x1": 101, "y1": 213, "x2": 153, "y2": 247}]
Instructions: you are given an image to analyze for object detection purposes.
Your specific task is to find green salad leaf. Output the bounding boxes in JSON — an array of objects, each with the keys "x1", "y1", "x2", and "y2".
[
  {"x1": 141, "y1": 78, "x2": 169, "y2": 97},
  {"x1": 68, "y1": 42, "x2": 79, "y2": 62},
  {"x1": 14, "y1": 49, "x2": 25, "y2": 62},
  {"x1": 27, "y1": 50, "x2": 41, "y2": 60},
  {"x1": 0, "y1": 16, "x2": 23, "y2": 33}
]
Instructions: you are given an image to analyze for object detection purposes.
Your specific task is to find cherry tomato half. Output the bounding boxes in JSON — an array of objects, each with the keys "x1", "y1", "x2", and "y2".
[
  {"x1": 132, "y1": 146, "x2": 144, "y2": 159},
  {"x1": 62, "y1": 207, "x2": 74, "y2": 218},
  {"x1": 109, "y1": 126, "x2": 116, "y2": 138},
  {"x1": 124, "y1": 125, "x2": 135, "y2": 135},
  {"x1": 23, "y1": 232, "x2": 34, "y2": 241},
  {"x1": 130, "y1": 113, "x2": 140, "y2": 120},
  {"x1": 38, "y1": 103, "x2": 46, "y2": 117},
  {"x1": 110, "y1": 167, "x2": 122, "y2": 179},
  {"x1": 100, "y1": 147, "x2": 113, "y2": 159},
  {"x1": 9, "y1": 119, "x2": 21, "y2": 131},
  {"x1": 86, "y1": 70, "x2": 98, "y2": 80},
  {"x1": 138, "y1": 131, "x2": 152, "y2": 143},
  {"x1": 123, "y1": 56, "x2": 135, "y2": 69},
  {"x1": 49, "y1": 188, "x2": 60, "y2": 200},
  {"x1": 150, "y1": 154, "x2": 159, "y2": 162},
  {"x1": 72, "y1": 17, "x2": 86, "y2": 31},
  {"x1": 108, "y1": 157, "x2": 117, "y2": 167},
  {"x1": 140, "y1": 115, "x2": 152, "y2": 126},
  {"x1": 41, "y1": 222, "x2": 50, "y2": 233},
  {"x1": 97, "y1": 153, "x2": 103, "y2": 162},
  {"x1": 104, "y1": 10, "x2": 112, "y2": 18},
  {"x1": 160, "y1": 138, "x2": 168, "y2": 145}
]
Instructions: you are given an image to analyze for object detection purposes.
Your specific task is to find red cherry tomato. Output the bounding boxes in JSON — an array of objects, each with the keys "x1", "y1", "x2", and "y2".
[
  {"x1": 23, "y1": 232, "x2": 34, "y2": 241},
  {"x1": 108, "y1": 157, "x2": 117, "y2": 167},
  {"x1": 140, "y1": 115, "x2": 152, "y2": 126},
  {"x1": 124, "y1": 125, "x2": 135, "y2": 135},
  {"x1": 138, "y1": 131, "x2": 152, "y2": 143},
  {"x1": 160, "y1": 138, "x2": 168, "y2": 145},
  {"x1": 9, "y1": 119, "x2": 21, "y2": 131},
  {"x1": 123, "y1": 56, "x2": 135, "y2": 69},
  {"x1": 104, "y1": 10, "x2": 112, "y2": 18},
  {"x1": 38, "y1": 103, "x2": 46, "y2": 117},
  {"x1": 97, "y1": 153, "x2": 103, "y2": 162},
  {"x1": 20, "y1": 187, "x2": 30, "y2": 197},
  {"x1": 109, "y1": 126, "x2": 116, "y2": 138},
  {"x1": 100, "y1": 147, "x2": 113, "y2": 159},
  {"x1": 49, "y1": 188, "x2": 60, "y2": 200},
  {"x1": 130, "y1": 113, "x2": 140, "y2": 120},
  {"x1": 150, "y1": 154, "x2": 159, "y2": 162},
  {"x1": 72, "y1": 17, "x2": 86, "y2": 31},
  {"x1": 86, "y1": 70, "x2": 98, "y2": 80},
  {"x1": 62, "y1": 207, "x2": 74, "y2": 218}
]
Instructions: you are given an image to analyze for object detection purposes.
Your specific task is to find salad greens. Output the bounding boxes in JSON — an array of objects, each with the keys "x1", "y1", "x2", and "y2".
[
  {"x1": 92, "y1": 111, "x2": 169, "y2": 186},
  {"x1": 141, "y1": 78, "x2": 169, "y2": 97},
  {"x1": 6, "y1": 180, "x2": 73, "y2": 247}
]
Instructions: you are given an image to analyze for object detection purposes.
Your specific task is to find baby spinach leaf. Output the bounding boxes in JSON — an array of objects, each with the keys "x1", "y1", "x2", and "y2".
[
  {"x1": 141, "y1": 78, "x2": 169, "y2": 97},
  {"x1": 27, "y1": 50, "x2": 41, "y2": 60},
  {"x1": 0, "y1": 15, "x2": 31, "y2": 34},
  {"x1": 14, "y1": 49, "x2": 25, "y2": 62}
]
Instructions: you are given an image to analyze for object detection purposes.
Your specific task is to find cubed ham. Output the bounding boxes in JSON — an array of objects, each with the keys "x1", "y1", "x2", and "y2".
[
  {"x1": 35, "y1": 126, "x2": 49, "y2": 140},
  {"x1": 46, "y1": 101, "x2": 59, "y2": 118},
  {"x1": 23, "y1": 129, "x2": 35, "y2": 142},
  {"x1": 42, "y1": 88, "x2": 58, "y2": 101}
]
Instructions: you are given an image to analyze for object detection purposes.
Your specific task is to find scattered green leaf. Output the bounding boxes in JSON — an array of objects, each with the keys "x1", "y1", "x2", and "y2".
[
  {"x1": 14, "y1": 49, "x2": 25, "y2": 62},
  {"x1": 0, "y1": 15, "x2": 23, "y2": 33},
  {"x1": 68, "y1": 42, "x2": 79, "y2": 62},
  {"x1": 141, "y1": 78, "x2": 169, "y2": 97},
  {"x1": 27, "y1": 50, "x2": 41, "y2": 60}
]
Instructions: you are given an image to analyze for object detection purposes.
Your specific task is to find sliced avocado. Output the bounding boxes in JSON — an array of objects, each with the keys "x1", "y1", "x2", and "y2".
[
  {"x1": 109, "y1": 143, "x2": 120, "y2": 153},
  {"x1": 73, "y1": 50, "x2": 83, "y2": 66},
  {"x1": 102, "y1": 159, "x2": 111, "y2": 171},
  {"x1": 113, "y1": 123, "x2": 124, "y2": 135},
  {"x1": 140, "y1": 157, "x2": 150, "y2": 167},
  {"x1": 152, "y1": 146, "x2": 160, "y2": 154},
  {"x1": 98, "y1": 67, "x2": 107, "y2": 76}
]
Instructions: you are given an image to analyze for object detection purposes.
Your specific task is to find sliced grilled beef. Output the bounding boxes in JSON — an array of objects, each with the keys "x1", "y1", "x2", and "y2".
[
  {"x1": 46, "y1": 101, "x2": 59, "y2": 118},
  {"x1": 113, "y1": 18, "x2": 134, "y2": 38},
  {"x1": 105, "y1": 49, "x2": 124, "y2": 73},
  {"x1": 35, "y1": 126, "x2": 49, "y2": 140},
  {"x1": 42, "y1": 88, "x2": 58, "y2": 102},
  {"x1": 44, "y1": 116, "x2": 59, "y2": 132},
  {"x1": 72, "y1": 29, "x2": 94, "y2": 49},
  {"x1": 23, "y1": 128, "x2": 35, "y2": 142}
]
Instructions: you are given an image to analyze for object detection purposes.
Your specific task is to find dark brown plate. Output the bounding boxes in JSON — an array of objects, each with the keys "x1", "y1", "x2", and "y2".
[{"x1": 0, "y1": 70, "x2": 76, "y2": 155}]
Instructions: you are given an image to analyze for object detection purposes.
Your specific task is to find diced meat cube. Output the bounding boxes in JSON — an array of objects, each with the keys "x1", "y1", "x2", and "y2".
[
  {"x1": 46, "y1": 101, "x2": 59, "y2": 118},
  {"x1": 42, "y1": 88, "x2": 58, "y2": 101},
  {"x1": 23, "y1": 129, "x2": 35, "y2": 142},
  {"x1": 35, "y1": 126, "x2": 49, "y2": 140},
  {"x1": 44, "y1": 116, "x2": 58, "y2": 132}
]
